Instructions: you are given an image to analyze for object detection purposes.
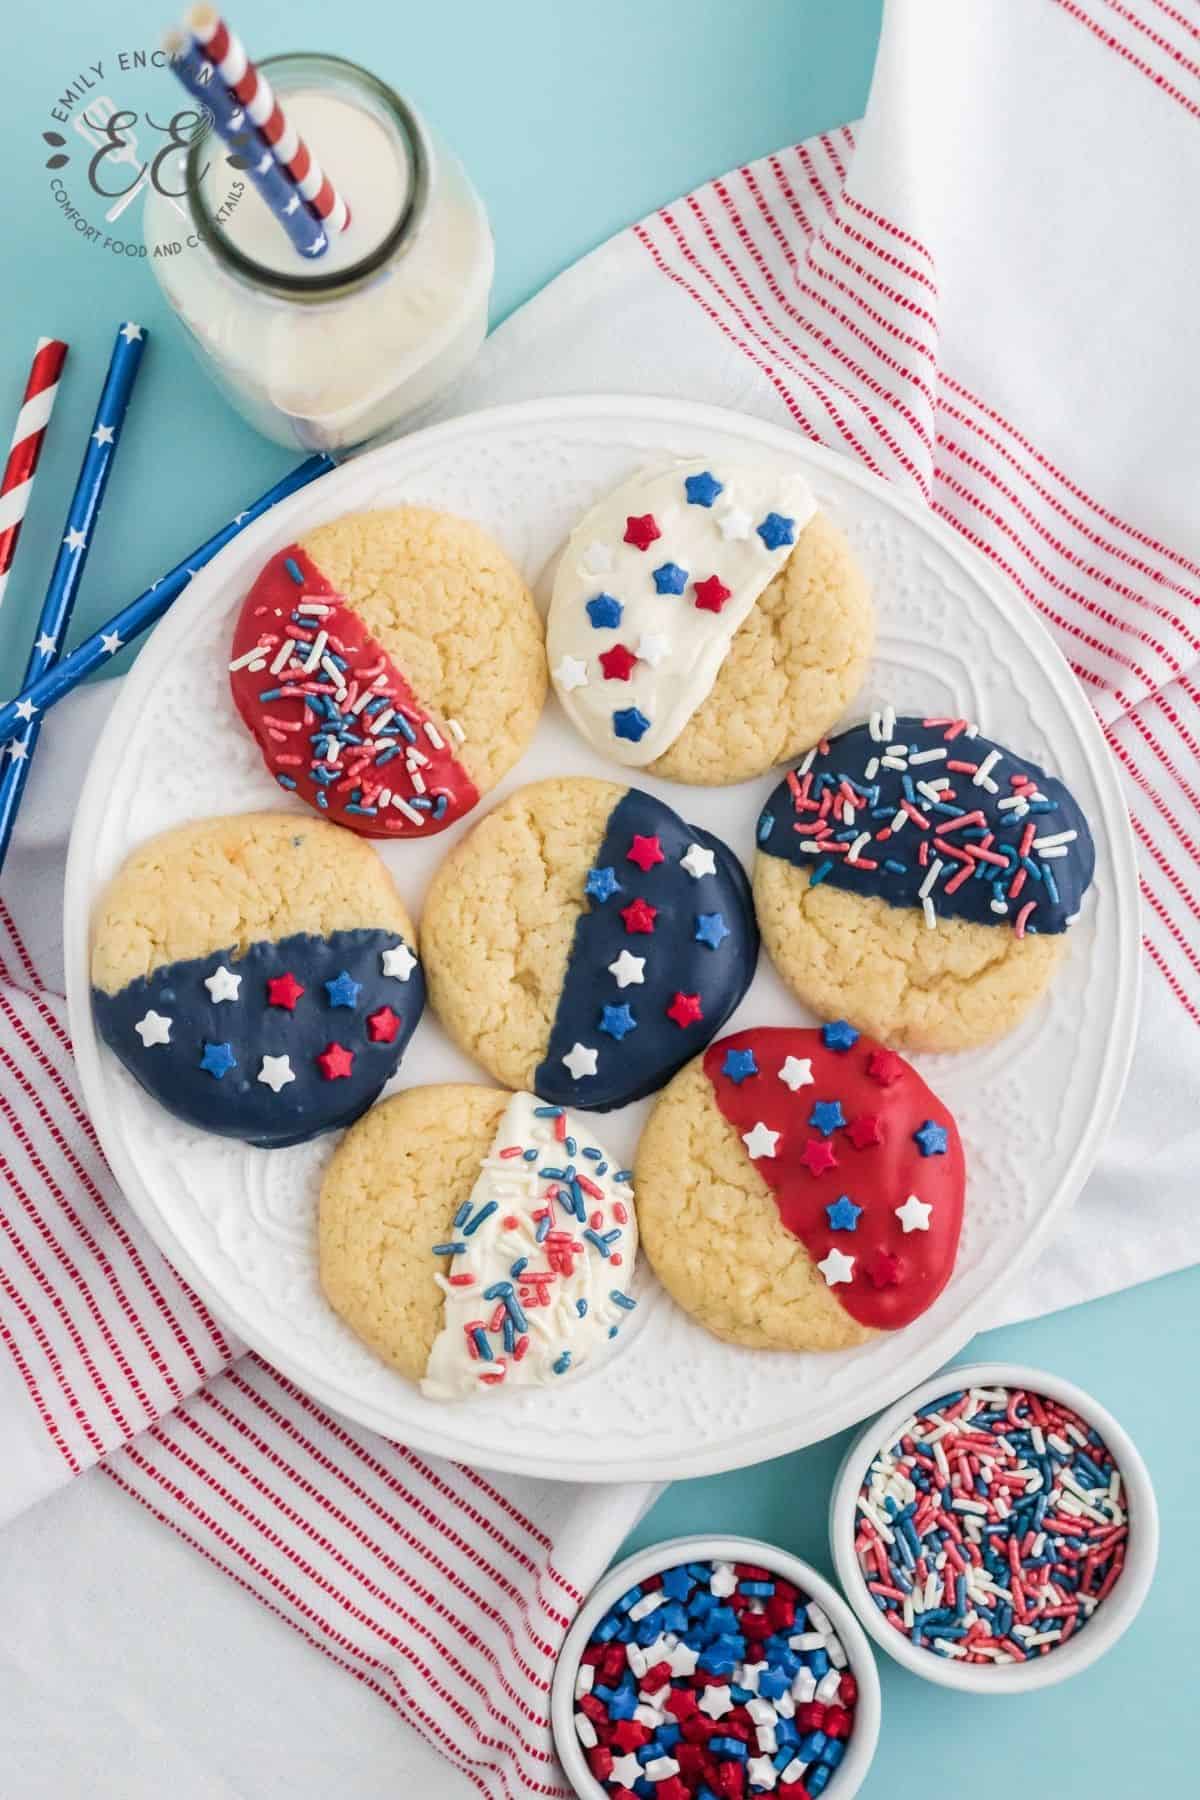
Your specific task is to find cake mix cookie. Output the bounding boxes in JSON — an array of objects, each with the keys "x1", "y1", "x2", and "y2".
[
  {"x1": 91, "y1": 812, "x2": 425, "y2": 1147},
  {"x1": 754, "y1": 710, "x2": 1096, "y2": 1051},
  {"x1": 229, "y1": 506, "x2": 545, "y2": 838},
  {"x1": 420, "y1": 777, "x2": 757, "y2": 1110},
  {"x1": 319, "y1": 1085, "x2": 638, "y2": 1397},
  {"x1": 546, "y1": 458, "x2": 872, "y2": 784},
  {"x1": 635, "y1": 1023, "x2": 965, "y2": 1350}
]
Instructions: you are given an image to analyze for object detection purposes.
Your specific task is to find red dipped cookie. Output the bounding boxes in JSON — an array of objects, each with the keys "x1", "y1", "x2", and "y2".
[
  {"x1": 229, "y1": 507, "x2": 545, "y2": 838},
  {"x1": 634, "y1": 1022, "x2": 964, "y2": 1350}
]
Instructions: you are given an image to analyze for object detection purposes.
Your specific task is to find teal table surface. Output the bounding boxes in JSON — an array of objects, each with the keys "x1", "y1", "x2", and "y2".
[{"x1": 3, "y1": 2, "x2": 1194, "y2": 1792}]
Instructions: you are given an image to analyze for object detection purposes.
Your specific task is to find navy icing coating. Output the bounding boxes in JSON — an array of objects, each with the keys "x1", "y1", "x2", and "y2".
[
  {"x1": 756, "y1": 717, "x2": 1095, "y2": 933},
  {"x1": 93, "y1": 928, "x2": 424, "y2": 1148},
  {"x1": 536, "y1": 789, "x2": 758, "y2": 1110}
]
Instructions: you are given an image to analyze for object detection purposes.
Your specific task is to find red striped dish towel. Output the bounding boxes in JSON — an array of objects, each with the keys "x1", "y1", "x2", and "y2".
[{"x1": 4, "y1": 0, "x2": 1200, "y2": 1790}]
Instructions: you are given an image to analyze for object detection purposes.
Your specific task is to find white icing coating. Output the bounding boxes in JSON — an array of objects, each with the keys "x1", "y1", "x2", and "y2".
[
  {"x1": 421, "y1": 1091, "x2": 638, "y2": 1401},
  {"x1": 546, "y1": 459, "x2": 817, "y2": 766}
]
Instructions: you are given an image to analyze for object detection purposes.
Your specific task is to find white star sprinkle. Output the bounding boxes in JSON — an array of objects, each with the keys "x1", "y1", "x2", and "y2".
[
  {"x1": 92, "y1": 423, "x2": 115, "y2": 447},
  {"x1": 607, "y1": 949, "x2": 646, "y2": 988},
  {"x1": 204, "y1": 964, "x2": 241, "y2": 1003},
  {"x1": 562, "y1": 1041, "x2": 598, "y2": 1080},
  {"x1": 256, "y1": 151, "x2": 273, "y2": 174},
  {"x1": 14, "y1": 698, "x2": 35, "y2": 722},
  {"x1": 679, "y1": 842, "x2": 717, "y2": 880},
  {"x1": 35, "y1": 633, "x2": 56, "y2": 656},
  {"x1": 610, "y1": 1755, "x2": 643, "y2": 1789},
  {"x1": 381, "y1": 943, "x2": 417, "y2": 981},
  {"x1": 257, "y1": 1054, "x2": 295, "y2": 1094},
  {"x1": 778, "y1": 1055, "x2": 814, "y2": 1091},
  {"x1": 636, "y1": 632, "x2": 669, "y2": 667},
  {"x1": 284, "y1": 194, "x2": 301, "y2": 215},
  {"x1": 580, "y1": 540, "x2": 614, "y2": 576},
  {"x1": 63, "y1": 527, "x2": 86, "y2": 553},
  {"x1": 697, "y1": 1685, "x2": 734, "y2": 1720},
  {"x1": 742, "y1": 1121, "x2": 780, "y2": 1159},
  {"x1": 717, "y1": 505, "x2": 753, "y2": 541},
  {"x1": 8, "y1": 738, "x2": 28, "y2": 763},
  {"x1": 100, "y1": 631, "x2": 123, "y2": 655},
  {"x1": 119, "y1": 321, "x2": 143, "y2": 342},
  {"x1": 304, "y1": 234, "x2": 328, "y2": 257},
  {"x1": 818, "y1": 1246, "x2": 856, "y2": 1286},
  {"x1": 554, "y1": 654, "x2": 588, "y2": 693},
  {"x1": 133, "y1": 1009, "x2": 171, "y2": 1048},
  {"x1": 233, "y1": 512, "x2": 248, "y2": 525},
  {"x1": 895, "y1": 1193, "x2": 933, "y2": 1233}
]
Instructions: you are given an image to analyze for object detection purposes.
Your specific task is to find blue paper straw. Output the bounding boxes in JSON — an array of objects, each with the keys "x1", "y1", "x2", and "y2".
[
  {"x1": 0, "y1": 323, "x2": 146, "y2": 879},
  {"x1": 0, "y1": 453, "x2": 335, "y2": 749},
  {"x1": 166, "y1": 35, "x2": 328, "y2": 261}
]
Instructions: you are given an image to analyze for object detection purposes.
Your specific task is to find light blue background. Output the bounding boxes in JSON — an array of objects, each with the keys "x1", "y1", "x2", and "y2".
[{"x1": 2, "y1": 2, "x2": 1194, "y2": 1791}]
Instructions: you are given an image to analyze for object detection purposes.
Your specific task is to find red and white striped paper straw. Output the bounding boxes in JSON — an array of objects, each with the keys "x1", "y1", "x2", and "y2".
[
  {"x1": 0, "y1": 338, "x2": 68, "y2": 612},
  {"x1": 187, "y1": 7, "x2": 352, "y2": 234}
]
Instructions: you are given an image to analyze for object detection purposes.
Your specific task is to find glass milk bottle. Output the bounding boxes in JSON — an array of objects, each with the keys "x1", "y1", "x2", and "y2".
[{"x1": 144, "y1": 54, "x2": 494, "y2": 451}]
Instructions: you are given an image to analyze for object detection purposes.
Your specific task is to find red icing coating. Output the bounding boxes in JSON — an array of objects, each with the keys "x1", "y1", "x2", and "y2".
[
  {"x1": 703, "y1": 1026, "x2": 964, "y2": 1330},
  {"x1": 230, "y1": 545, "x2": 478, "y2": 839}
]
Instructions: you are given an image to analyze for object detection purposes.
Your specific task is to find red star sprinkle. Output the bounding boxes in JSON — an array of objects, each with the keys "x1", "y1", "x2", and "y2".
[
  {"x1": 847, "y1": 1114, "x2": 884, "y2": 1149},
  {"x1": 598, "y1": 643, "x2": 639, "y2": 681},
  {"x1": 800, "y1": 1137, "x2": 839, "y2": 1177},
  {"x1": 266, "y1": 972, "x2": 305, "y2": 1010},
  {"x1": 620, "y1": 897, "x2": 658, "y2": 934},
  {"x1": 867, "y1": 1048, "x2": 906, "y2": 1086},
  {"x1": 693, "y1": 574, "x2": 732, "y2": 613},
  {"x1": 365, "y1": 1006, "x2": 402, "y2": 1044},
  {"x1": 624, "y1": 513, "x2": 661, "y2": 551},
  {"x1": 626, "y1": 833, "x2": 665, "y2": 872},
  {"x1": 316, "y1": 1042, "x2": 355, "y2": 1080},
  {"x1": 665, "y1": 991, "x2": 704, "y2": 1028},
  {"x1": 867, "y1": 1250, "x2": 904, "y2": 1289}
]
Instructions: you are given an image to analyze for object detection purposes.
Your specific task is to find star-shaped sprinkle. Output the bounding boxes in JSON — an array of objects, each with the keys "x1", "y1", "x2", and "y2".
[
  {"x1": 611, "y1": 1754, "x2": 644, "y2": 1788},
  {"x1": 722, "y1": 1047, "x2": 758, "y2": 1083},
  {"x1": 826, "y1": 1195, "x2": 862, "y2": 1232},
  {"x1": 626, "y1": 833, "x2": 664, "y2": 872},
  {"x1": 693, "y1": 574, "x2": 732, "y2": 613},
  {"x1": 325, "y1": 970, "x2": 361, "y2": 1008},
  {"x1": 822, "y1": 1019, "x2": 860, "y2": 1052},
  {"x1": 698, "y1": 1685, "x2": 734, "y2": 1721},
  {"x1": 562, "y1": 1041, "x2": 598, "y2": 1079},
  {"x1": 381, "y1": 944, "x2": 417, "y2": 981},
  {"x1": 366, "y1": 1005, "x2": 402, "y2": 1043},
  {"x1": 100, "y1": 631, "x2": 123, "y2": 655},
  {"x1": 199, "y1": 1041, "x2": 236, "y2": 1079},
  {"x1": 620, "y1": 896, "x2": 658, "y2": 933},
  {"x1": 608, "y1": 949, "x2": 645, "y2": 988},
  {"x1": 679, "y1": 843, "x2": 716, "y2": 881},
  {"x1": 316, "y1": 1042, "x2": 354, "y2": 1080},
  {"x1": 867, "y1": 1048, "x2": 905, "y2": 1086},
  {"x1": 256, "y1": 150, "x2": 273, "y2": 174},
  {"x1": 694, "y1": 911, "x2": 730, "y2": 949},
  {"x1": 778, "y1": 1055, "x2": 814, "y2": 1091},
  {"x1": 554, "y1": 654, "x2": 588, "y2": 692},
  {"x1": 14, "y1": 698, "x2": 36, "y2": 722},
  {"x1": 818, "y1": 1246, "x2": 855, "y2": 1286},
  {"x1": 120, "y1": 321, "x2": 143, "y2": 342},
  {"x1": 895, "y1": 1193, "x2": 933, "y2": 1233},
  {"x1": 257, "y1": 1054, "x2": 295, "y2": 1093},
  {"x1": 63, "y1": 527, "x2": 86, "y2": 553},
  {"x1": 92, "y1": 423, "x2": 115, "y2": 447},
  {"x1": 684, "y1": 469, "x2": 723, "y2": 507},
  {"x1": 204, "y1": 965, "x2": 241, "y2": 1004},
  {"x1": 133, "y1": 1009, "x2": 171, "y2": 1048},
  {"x1": 742, "y1": 1120, "x2": 780, "y2": 1159},
  {"x1": 809, "y1": 1099, "x2": 846, "y2": 1137},
  {"x1": 624, "y1": 513, "x2": 661, "y2": 551},
  {"x1": 612, "y1": 705, "x2": 651, "y2": 742},
  {"x1": 757, "y1": 511, "x2": 797, "y2": 551},
  {"x1": 35, "y1": 633, "x2": 56, "y2": 656},
  {"x1": 652, "y1": 561, "x2": 688, "y2": 595},
  {"x1": 581, "y1": 540, "x2": 614, "y2": 576},
  {"x1": 267, "y1": 971, "x2": 306, "y2": 1010},
  {"x1": 867, "y1": 1250, "x2": 904, "y2": 1289},
  {"x1": 666, "y1": 991, "x2": 704, "y2": 1028},
  {"x1": 585, "y1": 865, "x2": 621, "y2": 902},
  {"x1": 636, "y1": 632, "x2": 669, "y2": 666},
  {"x1": 800, "y1": 1137, "x2": 838, "y2": 1176},
  {"x1": 717, "y1": 505, "x2": 753, "y2": 541},
  {"x1": 914, "y1": 1120, "x2": 949, "y2": 1157},
  {"x1": 8, "y1": 739, "x2": 28, "y2": 763},
  {"x1": 585, "y1": 593, "x2": 622, "y2": 629},
  {"x1": 847, "y1": 1113, "x2": 884, "y2": 1149},
  {"x1": 599, "y1": 643, "x2": 639, "y2": 681},
  {"x1": 599, "y1": 1003, "x2": 637, "y2": 1041}
]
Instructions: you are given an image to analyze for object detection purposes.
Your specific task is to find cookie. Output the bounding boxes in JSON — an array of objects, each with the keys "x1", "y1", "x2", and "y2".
[
  {"x1": 635, "y1": 1023, "x2": 965, "y2": 1351},
  {"x1": 91, "y1": 812, "x2": 424, "y2": 1147},
  {"x1": 546, "y1": 459, "x2": 872, "y2": 784},
  {"x1": 319, "y1": 1085, "x2": 638, "y2": 1397},
  {"x1": 754, "y1": 710, "x2": 1096, "y2": 1051},
  {"x1": 229, "y1": 506, "x2": 545, "y2": 838},
  {"x1": 421, "y1": 777, "x2": 757, "y2": 1110}
]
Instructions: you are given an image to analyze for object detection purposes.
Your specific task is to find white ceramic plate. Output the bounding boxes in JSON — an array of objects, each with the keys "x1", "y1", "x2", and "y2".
[{"x1": 64, "y1": 395, "x2": 1140, "y2": 1483}]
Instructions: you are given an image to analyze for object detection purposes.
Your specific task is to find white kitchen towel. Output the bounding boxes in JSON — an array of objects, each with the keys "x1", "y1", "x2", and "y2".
[{"x1": 3, "y1": 1, "x2": 1200, "y2": 1794}]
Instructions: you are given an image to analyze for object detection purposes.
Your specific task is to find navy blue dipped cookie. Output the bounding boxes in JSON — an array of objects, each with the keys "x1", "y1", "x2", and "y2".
[
  {"x1": 753, "y1": 709, "x2": 1096, "y2": 1052},
  {"x1": 421, "y1": 777, "x2": 757, "y2": 1109},
  {"x1": 90, "y1": 813, "x2": 425, "y2": 1147}
]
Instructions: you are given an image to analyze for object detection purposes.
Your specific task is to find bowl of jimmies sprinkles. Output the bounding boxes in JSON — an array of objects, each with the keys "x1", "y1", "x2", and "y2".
[{"x1": 829, "y1": 1363, "x2": 1159, "y2": 1694}]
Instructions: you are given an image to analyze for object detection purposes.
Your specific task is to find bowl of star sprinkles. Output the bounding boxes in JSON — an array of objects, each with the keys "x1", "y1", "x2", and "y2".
[
  {"x1": 829, "y1": 1363, "x2": 1159, "y2": 1693},
  {"x1": 551, "y1": 1533, "x2": 881, "y2": 1799}
]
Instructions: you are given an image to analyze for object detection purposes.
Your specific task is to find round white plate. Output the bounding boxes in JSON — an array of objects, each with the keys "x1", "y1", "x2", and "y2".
[{"x1": 65, "y1": 395, "x2": 1140, "y2": 1483}]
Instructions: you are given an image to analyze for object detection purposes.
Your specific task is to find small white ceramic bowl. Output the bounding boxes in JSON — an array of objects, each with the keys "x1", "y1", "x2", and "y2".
[
  {"x1": 551, "y1": 1532, "x2": 881, "y2": 1799},
  {"x1": 829, "y1": 1361, "x2": 1158, "y2": 1694}
]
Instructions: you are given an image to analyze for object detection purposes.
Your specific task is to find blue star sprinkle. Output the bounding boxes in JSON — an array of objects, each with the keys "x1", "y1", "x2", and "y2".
[
  {"x1": 199, "y1": 1041, "x2": 236, "y2": 1080},
  {"x1": 599, "y1": 1003, "x2": 638, "y2": 1041},
  {"x1": 613, "y1": 706, "x2": 652, "y2": 743},
  {"x1": 826, "y1": 1195, "x2": 863, "y2": 1232},
  {"x1": 652, "y1": 561, "x2": 689, "y2": 595},
  {"x1": 722, "y1": 1047, "x2": 759, "y2": 1084},
  {"x1": 586, "y1": 593, "x2": 623, "y2": 630},
  {"x1": 694, "y1": 911, "x2": 731, "y2": 950},
  {"x1": 325, "y1": 970, "x2": 362, "y2": 1008},
  {"x1": 757, "y1": 511, "x2": 797, "y2": 550},
  {"x1": 822, "y1": 1019, "x2": 860, "y2": 1052},
  {"x1": 914, "y1": 1119, "x2": 950, "y2": 1157},
  {"x1": 585, "y1": 866, "x2": 622, "y2": 903},
  {"x1": 684, "y1": 470, "x2": 724, "y2": 507},
  {"x1": 809, "y1": 1099, "x2": 846, "y2": 1137}
]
